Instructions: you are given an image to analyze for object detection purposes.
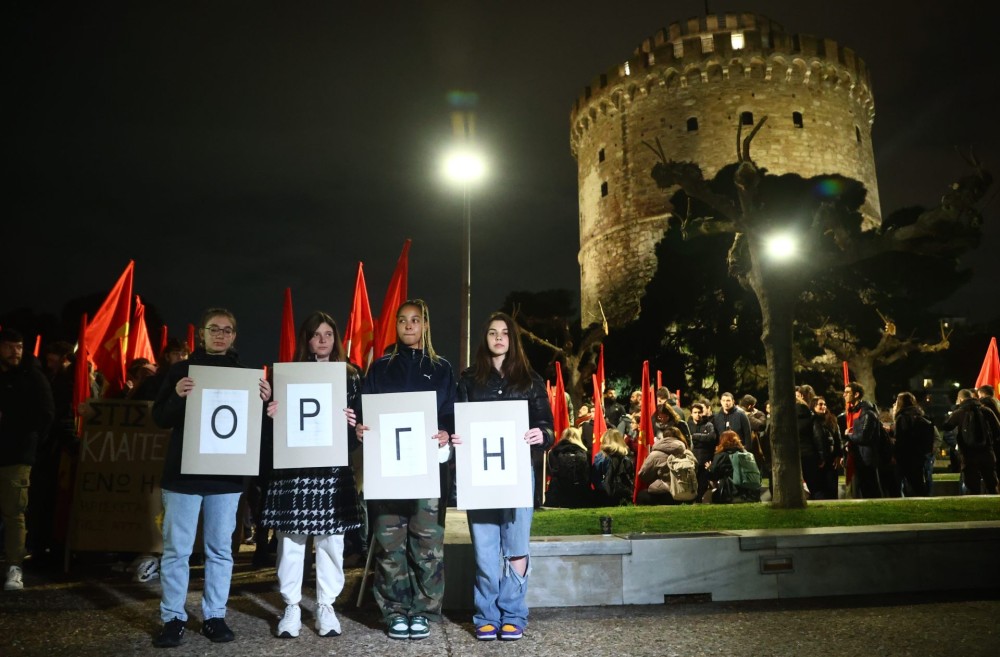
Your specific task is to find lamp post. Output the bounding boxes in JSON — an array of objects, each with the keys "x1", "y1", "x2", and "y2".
[{"x1": 442, "y1": 147, "x2": 485, "y2": 372}]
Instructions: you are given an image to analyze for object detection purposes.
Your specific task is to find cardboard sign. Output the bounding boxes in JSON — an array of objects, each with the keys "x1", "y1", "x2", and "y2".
[
  {"x1": 454, "y1": 400, "x2": 532, "y2": 509},
  {"x1": 70, "y1": 400, "x2": 169, "y2": 552},
  {"x1": 181, "y1": 365, "x2": 264, "y2": 476},
  {"x1": 273, "y1": 362, "x2": 349, "y2": 469},
  {"x1": 361, "y1": 391, "x2": 440, "y2": 499}
]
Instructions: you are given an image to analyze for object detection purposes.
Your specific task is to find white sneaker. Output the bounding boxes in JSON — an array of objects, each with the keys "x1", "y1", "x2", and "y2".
[
  {"x1": 132, "y1": 556, "x2": 159, "y2": 583},
  {"x1": 276, "y1": 604, "x2": 301, "y2": 638},
  {"x1": 316, "y1": 603, "x2": 341, "y2": 637},
  {"x1": 5, "y1": 565, "x2": 24, "y2": 591}
]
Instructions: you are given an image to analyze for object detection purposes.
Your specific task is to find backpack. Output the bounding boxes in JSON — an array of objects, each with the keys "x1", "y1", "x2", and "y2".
[
  {"x1": 602, "y1": 454, "x2": 635, "y2": 505},
  {"x1": 960, "y1": 405, "x2": 999, "y2": 447},
  {"x1": 557, "y1": 449, "x2": 591, "y2": 486},
  {"x1": 729, "y1": 450, "x2": 761, "y2": 489},
  {"x1": 665, "y1": 451, "x2": 699, "y2": 502}
]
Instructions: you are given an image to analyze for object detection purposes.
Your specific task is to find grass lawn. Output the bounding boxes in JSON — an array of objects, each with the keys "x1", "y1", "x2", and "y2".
[{"x1": 530, "y1": 496, "x2": 1000, "y2": 537}]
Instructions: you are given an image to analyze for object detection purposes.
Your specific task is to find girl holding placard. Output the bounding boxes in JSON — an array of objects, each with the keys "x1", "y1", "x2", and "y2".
[
  {"x1": 262, "y1": 311, "x2": 362, "y2": 639},
  {"x1": 455, "y1": 312, "x2": 553, "y2": 641}
]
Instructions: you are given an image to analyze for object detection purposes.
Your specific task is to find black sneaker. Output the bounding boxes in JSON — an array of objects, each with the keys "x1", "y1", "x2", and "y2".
[
  {"x1": 152, "y1": 618, "x2": 186, "y2": 648},
  {"x1": 201, "y1": 617, "x2": 235, "y2": 643}
]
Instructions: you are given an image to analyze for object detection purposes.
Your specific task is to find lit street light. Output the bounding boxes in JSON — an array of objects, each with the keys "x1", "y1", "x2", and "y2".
[{"x1": 441, "y1": 145, "x2": 486, "y2": 372}]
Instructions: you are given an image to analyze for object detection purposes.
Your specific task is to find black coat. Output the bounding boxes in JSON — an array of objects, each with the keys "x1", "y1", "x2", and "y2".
[
  {"x1": 457, "y1": 367, "x2": 554, "y2": 453},
  {"x1": 0, "y1": 355, "x2": 54, "y2": 467},
  {"x1": 361, "y1": 346, "x2": 456, "y2": 434}
]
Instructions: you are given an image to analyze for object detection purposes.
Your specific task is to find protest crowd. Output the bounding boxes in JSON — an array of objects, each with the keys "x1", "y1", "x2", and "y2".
[{"x1": 2, "y1": 260, "x2": 999, "y2": 647}]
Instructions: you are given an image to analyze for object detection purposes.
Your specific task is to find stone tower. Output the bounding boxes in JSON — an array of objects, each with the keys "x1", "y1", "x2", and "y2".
[{"x1": 570, "y1": 13, "x2": 880, "y2": 328}]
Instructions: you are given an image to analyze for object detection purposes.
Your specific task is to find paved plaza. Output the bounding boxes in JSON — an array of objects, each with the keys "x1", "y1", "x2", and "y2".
[{"x1": 1, "y1": 545, "x2": 998, "y2": 657}]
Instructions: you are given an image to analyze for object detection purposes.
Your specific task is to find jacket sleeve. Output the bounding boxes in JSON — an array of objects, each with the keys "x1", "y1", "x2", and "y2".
[
  {"x1": 811, "y1": 418, "x2": 827, "y2": 460},
  {"x1": 152, "y1": 362, "x2": 187, "y2": 429},
  {"x1": 435, "y1": 362, "x2": 457, "y2": 435},
  {"x1": 691, "y1": 421, "x2": 716, "y2": 447},
  {"x1": 638, "y1": 451, "x2": 660, "y2": 485}
]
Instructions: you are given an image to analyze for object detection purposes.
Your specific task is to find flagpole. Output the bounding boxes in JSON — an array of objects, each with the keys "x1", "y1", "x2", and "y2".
[{"x1": 460, "y1": 183, "x2": 471, "y2": 372}]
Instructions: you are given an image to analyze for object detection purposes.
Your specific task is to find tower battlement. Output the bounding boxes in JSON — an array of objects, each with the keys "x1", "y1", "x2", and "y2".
[{"x1": 570, "y1": 13, "x2": 874, "y2": 153}]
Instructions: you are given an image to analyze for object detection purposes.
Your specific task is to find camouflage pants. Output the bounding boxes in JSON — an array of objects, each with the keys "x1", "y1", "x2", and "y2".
[{"x1": 370, "y1": 497, "x2": 444, "y2": 621}]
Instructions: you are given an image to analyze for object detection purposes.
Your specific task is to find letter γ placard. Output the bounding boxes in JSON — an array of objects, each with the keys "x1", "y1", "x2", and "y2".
[{"x1": 379, "y1": 411, "x2": 428, "y2": 477}]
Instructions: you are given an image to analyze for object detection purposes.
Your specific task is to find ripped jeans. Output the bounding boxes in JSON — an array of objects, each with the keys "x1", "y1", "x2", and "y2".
[{"x1": 467, "y1": 506, "x2": 533, "y2": 628}]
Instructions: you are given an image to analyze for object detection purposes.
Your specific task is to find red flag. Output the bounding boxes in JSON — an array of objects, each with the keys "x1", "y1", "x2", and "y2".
[
  {"x1": 551, "y1": 361, "x2": 570, "y2": 443},
  {"x1": 33, "y1": 335, "x2": 41, "y2": 357},
  {"x1": 374, "y1": 240, "x2": 411, "y2": 359},
  {"x1": 73, "y1": 314, "x2": 91, "y2": 430},
  {"x1": 633, "y1": 360, "x2": 654, "y2": 502},
  {"x1": 158, "y1": 325, "x2": 168, "y2": 358},
  {"x1": 344, "y1": 262, "x2": 376, "y2": 371},
  {"x1": 126, "y1": 295, "x2": 157, "y2": 365},
  {"x1": 279, "y1": 287, "x2": 296, "y2": 363},
  {"x1": 974, "y1": 337, "x2": 1000, "y2": 391},
  {"x1": 591, "y1": 374, "x2": 607, "y2": 463},
  {"x1": 842, "y1": 361, "x2": 853, "y2": 433},
  {"x1": 656, "y1": 370, "x2": 662, "y2": 390},
  {"x1": 596, "y1": 344, "x2": 605, "y2": 393},
  {"x1": 84, "y1": 260, "x2": 134, "y2": 394},
  {"x1": 187, "y1": 324, "x2": 196, "y2": 354}
]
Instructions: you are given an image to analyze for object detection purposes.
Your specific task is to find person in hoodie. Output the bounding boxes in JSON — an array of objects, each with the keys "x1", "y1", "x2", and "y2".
[
  {"x1": 150, "y1": 308, "x2": 273, "y2": 648},
  {"x1": 455, "y1": 311, "x2": 553, "y2": 642},
  {"x1": 637, "y1": 425, "x2": 697, "y2": 505},
  {"x1": 0, "y1": 328, "x2": 54, "y2": 592},
  {"x1": 354, "y1": 299, "x2": 456, "y2": 641}
]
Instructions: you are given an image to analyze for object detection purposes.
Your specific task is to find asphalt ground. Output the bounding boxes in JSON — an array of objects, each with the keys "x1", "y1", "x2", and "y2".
[{"x1": 1, "y1": 545, "x2": 998, "y2": 657}]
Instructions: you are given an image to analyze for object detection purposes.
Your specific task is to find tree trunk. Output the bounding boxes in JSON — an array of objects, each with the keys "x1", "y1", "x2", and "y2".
[
  {"x1": 847, "y1": 356, "x2": 879, "y2": 409},
  {"x1": 749, "y1": 253, "x2": 806, "y2": 509}
]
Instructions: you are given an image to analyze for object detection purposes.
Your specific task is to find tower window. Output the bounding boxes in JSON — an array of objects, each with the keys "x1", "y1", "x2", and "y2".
[
  {"x1": 731, "y1": 32, "x2": 745, "y2": 50},
  {"x1": 741, "y1": 111, "x2": 754, "y2": 125},
  {"x1": 598, "y1": 148, "x2": 605, "y2": 162},
  {"x1": 701, "y1": 35, "x2": 714, "y2": 53},
  {"x1": 601, "y1": 182, "x2": 609, "y2": 197},
  {"x1": 687, "y1": 117, "x2": 699, "y2": 132},
  {"x1": 792, "y1": 112, "x2": 803, "y2": 128},
  {"x1": 856, "y1": 126, "x2": 862, "y2": 143}
]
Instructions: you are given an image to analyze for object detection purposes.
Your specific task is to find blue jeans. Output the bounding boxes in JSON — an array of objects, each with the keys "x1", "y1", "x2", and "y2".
[
  {"x1": 160, "y1": 489, "x2": 241, "y2": 623},
  {"x1": 467, "y1": 506, "x2": 533, "y2": 628}
]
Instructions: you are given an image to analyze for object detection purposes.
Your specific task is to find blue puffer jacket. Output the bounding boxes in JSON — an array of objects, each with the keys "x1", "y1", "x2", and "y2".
[{"x1": 361, "y1": 346, "x2": 456, "y2": 433}]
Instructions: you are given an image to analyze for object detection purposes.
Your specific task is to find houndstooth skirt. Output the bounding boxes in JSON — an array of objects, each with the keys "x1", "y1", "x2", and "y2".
[{"x1": 261, "y1": 466, "x2": 362, "y2": 535}]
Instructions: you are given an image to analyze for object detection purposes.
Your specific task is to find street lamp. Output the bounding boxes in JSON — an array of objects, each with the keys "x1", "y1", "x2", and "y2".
[
  {"x1": 442, "y1": 146, "x2": 486, "y2": 372},
  {"x1": 764, "y1": 231, "x2": 798, "y2": 262}
]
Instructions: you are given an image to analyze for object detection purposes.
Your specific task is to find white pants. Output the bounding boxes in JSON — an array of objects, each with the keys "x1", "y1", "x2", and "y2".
[{"x1": 276, "y1": 532, "x2": 345, "y2": 606}]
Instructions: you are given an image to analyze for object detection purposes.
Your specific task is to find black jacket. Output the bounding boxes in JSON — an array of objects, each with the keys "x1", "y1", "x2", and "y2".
[
  {"x1": 797, "y1": 402, "x2": 824, "y2": 459},
  {"x1": 456, "y1": 367, "x2": 554, "y2": 453},
  {"x1": 0, "y1": 355, "x2": 54, "y2": 466},
  {"x1": 361, "y1": 346, "x2": 457, "y2": 434},
  {"x1": 689, "y1": 418, "x2": 718, "y2": 465},
  {"x1": 152, "y1": 348, "x2": 257, "y2": 495}
]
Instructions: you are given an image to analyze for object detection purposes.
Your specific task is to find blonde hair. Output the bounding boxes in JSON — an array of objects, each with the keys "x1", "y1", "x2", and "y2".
[
  {"x1": 559, "y1": 427, "x2": 586, "y2": 451},
  {"x1": 600, "y1": 428, "x2": 629, "y2": 457}
]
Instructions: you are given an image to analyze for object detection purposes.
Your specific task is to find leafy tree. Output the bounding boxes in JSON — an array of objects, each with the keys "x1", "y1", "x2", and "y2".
[{"x1": 646, "y1": 121, "x2": 991, "y2": 508}]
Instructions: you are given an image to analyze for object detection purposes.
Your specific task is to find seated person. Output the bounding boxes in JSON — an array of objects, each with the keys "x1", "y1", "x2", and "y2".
[
  {"x1": 546, "y1": 428, "x2": 593, "y2": 508},
  {"x1": 637, "y1": 427, "x2": 698, "y2": 505}
]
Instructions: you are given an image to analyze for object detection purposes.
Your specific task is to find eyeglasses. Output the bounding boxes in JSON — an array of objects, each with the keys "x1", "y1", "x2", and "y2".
[{"x1": 205, "y1": 326, "x2": 235, "y2": 336}]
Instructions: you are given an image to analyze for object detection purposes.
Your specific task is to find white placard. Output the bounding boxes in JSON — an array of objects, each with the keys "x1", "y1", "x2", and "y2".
[
  {"x1": 469, "y1": 420, "x2": 517, "y2": 487},
  {"x1": 455, "y1": 400, "x2": 532, "y2": 510},
  {"x1": 379, "y1": 411, "x2": 429, "y2": 477},
  {"x1": 273, "y1": 362, "x2": 349, "y2": 469},
  {"x1": 362, "y1": 391, "x2": 440, "y2": 500},
  {"x1": 199, "y1": 389, "x2": 249, "y2": 455},
  {"x1": 286, "y1": 383, "x2": 335, "y2": 448},
  {"x1": 181, "y1": 365, "x2": 264, "y2": 476}
]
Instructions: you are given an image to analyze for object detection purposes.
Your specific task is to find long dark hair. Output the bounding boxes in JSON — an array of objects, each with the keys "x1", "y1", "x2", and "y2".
[
  {"x1": 471, "y1": 312, "x2": 532, "y2": 391},
  {"x1": 294, "y1": 312, "x2": 357, "y2": 376}
]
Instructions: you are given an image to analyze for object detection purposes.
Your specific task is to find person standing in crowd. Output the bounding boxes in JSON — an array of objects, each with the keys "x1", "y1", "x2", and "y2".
[
  {"x1": 546, "y1": 427, "x2": 592, "y2": 508},
  {"x1": 842, "y1": 382, "x2": 883, "y2": 499},
  {"x1": 943, "y1": 389, "x2": 999, "y2": 495},
  {"x1": 652, "y1": 402, "x2": 691, "y2": 445},
  {"x1": 713, "y1": 392, "x2": 751, "y2": 447},
  {"x1": 688, "y1": 402, "x2": 718, "y2": 502},
  {"x1": 797, "y1": 389, "x2": 825, "y2": 499},
  {"x1": 0, "y1": 329, "x2": 54, "y2": 592},
  {"x1": 891, "y1": 392, "x2": 934, "y2": 497},
  {"x1": 455, "y1": 312, "x2": 553, "y2": 641},
  {"x1": 354, "y1": 299, "x2": 456, "y2": 640},
  {"x1": 812, "y1": 397, "x2": 844, "y2": 500},
  {"x1": 151, "y1": 309, "x2": 273, "y2": 648},
  {"x1": 602, "y1": 388, "x2": 626, "y2": 429},
  {"x1": 262, "y1": 312, "x2": 363, "y2": 639},
  {"x1": 740, "y1": 394, "x2": 767, "y2": 472}
]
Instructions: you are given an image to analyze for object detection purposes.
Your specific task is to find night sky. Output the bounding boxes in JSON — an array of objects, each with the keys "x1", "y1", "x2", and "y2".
[{"x1": 7, "y1": 1, "x2": 998, "y2": 368}]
